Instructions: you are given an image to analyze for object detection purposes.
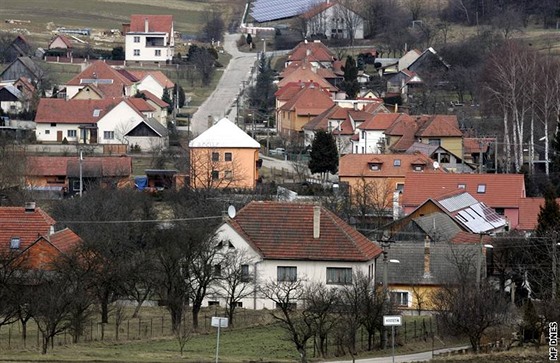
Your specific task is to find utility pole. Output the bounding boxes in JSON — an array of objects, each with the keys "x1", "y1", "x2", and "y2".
[{"x1": 79, "y1": 149, "x2": 83, "y2": 197}]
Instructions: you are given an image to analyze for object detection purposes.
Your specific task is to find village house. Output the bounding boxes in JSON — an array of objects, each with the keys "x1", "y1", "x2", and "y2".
[
  {"x1": 0, "y1": 57, "x2": 44, "y2": 85},
  {"x1": 303, "y1": 1, "x2": 365, "y2": 40},
  {"x1": 124, "y1": 14, "x2": 174, "y2": 63},
  {"x1": 401, "y1": 173, "x2": 526, "y2": 229},
  {"x1": 206, "y1": 201, "x2": 382, "y2": 309},
  {"x1": 0, "y1": 203, "x2": 82, "y2": 270},
  {"x1": 48, "y1": 34, "x2": 73, "y2": 58},
  {"x1": 189, "y1": 118, "x2": 261, "y2": 189}
]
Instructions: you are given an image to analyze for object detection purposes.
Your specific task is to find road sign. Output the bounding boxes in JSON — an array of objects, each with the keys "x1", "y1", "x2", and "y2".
[
  {"x1": 383, "y1": 315, "x2": 402, "y2": 327},
  {"x1": 211, "y1": 317, "x2": 229, "y2": 328}
]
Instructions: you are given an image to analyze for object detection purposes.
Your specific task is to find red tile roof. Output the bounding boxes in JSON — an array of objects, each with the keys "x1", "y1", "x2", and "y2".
[
  {"x1": 517, "y1": 197, "x2": 546, "y2": 231},
  {"x1": 35, "y1": 98, "x2": 121, "y2": 124},
  {"x1": 358, "y1": 113, "x2": 405, "y2": 131},
  {"x1": 0, "y1": 206, "x2": 55, "y2": 254},
  {"x1": 128, "y1": 97, "x2": 156, "y2": 112},
  {"x1": 228, "y1": 201, "x2": 382, "y2": 261},
  {"x1": 402, "y1": 173, "x2": 526, "y2": 209},
  {"x1": 287, "y1": 41, "x2": 335, "y2": 64},
  {"x1": 50, "y1": 228, "x2": 82, "y2": 254},
  {"x1": 128, "y1": 70, "x2": 174, "y2": 88},
  {"x1": 49, "y1": 34, "x2": 73, "y2": 48},
  {"x1": 278, "y1": 65, "x2": 337, "y2": 92},
  {"x1": 66, "y1": 61, "x2": 133, "y2": 98},
  {"x1": 463, "y1": 138, "x2": 494, "y2": 154},
  {"x1": 140, "y1": 90, "x2": 169, "y2": 108},
  {"x1": 279, "y1": 82, "x2": 334, "y2": 115},
  {"x1": 27, "y1": 156, "x2": 132, "y2": 177},
  {"x1": 339, "y1": 153, "x2": 441, "y2": 178},
  {"x1": 129, "y1": 14, "x2": 173, "y2": 35},
  {"x1": 415, "y1": 115, "x2": 463, "y2": 137}
]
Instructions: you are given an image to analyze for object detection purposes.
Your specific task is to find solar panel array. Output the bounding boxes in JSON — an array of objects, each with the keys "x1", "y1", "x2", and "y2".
[{"x1": 251, "y1": 0, "x2": 322, "y2": 23}]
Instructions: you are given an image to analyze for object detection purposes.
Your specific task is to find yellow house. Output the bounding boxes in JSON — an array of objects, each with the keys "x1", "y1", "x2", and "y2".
[{"x1": 189, "y1": 118, "x2": 261, "y2": 189}]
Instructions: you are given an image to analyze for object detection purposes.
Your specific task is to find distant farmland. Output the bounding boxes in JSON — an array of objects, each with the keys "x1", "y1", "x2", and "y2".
[{"x1": 1, "y1": 0, "x2": 245, "y2": 43}]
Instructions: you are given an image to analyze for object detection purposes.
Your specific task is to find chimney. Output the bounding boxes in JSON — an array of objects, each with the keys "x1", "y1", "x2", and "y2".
[
  {"x1": 24, "y1": 202, "x2": 36, "y2": 213},
  {"x1": 423, "y1": 235, "x2": 432, "y2": 278},
  {"x1": 144, "y1": 18, "x2": 149, "y2": 33},
  {"x1": 313, "y1": 205, "x2": 321, "y2": 239}
]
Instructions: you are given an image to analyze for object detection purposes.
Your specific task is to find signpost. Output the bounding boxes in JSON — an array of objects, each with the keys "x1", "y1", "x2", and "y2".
[
  {"x1": 212, "y1": 317, "x2": 228, "y2": 363},
  {"x1": 383, "y1": 315, "x2": 402, "y2": 363}
]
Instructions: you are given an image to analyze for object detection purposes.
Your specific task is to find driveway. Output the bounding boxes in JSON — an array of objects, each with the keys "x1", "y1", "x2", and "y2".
[{"x1": 184, "y1": 33, "x2": 258, "y2": 137}]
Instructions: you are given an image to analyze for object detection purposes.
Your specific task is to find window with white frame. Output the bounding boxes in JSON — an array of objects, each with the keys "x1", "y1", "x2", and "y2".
[
  {"x1": 133, "y1": 49, "x2": 140, "y2": 56},
  {"x1": 67, "y1": 130, "x2": 77, "y2": 138},
  {"x1": 326, "y1": 267, "x2": 352, "y2": 285},
  {"x1": 134, "y1": 36, "x2": 140, "y2": 43},
  {"x1": 390, "y1": 291, "x2": 409, "y2": 307},
  {"x1": 241, "y1": 264, "x2": 251, "y2": 282},
  {"x1": 155, "y1": 49, "x2": 161, "y2": 56},
  {"x1": 104, "y1": 131, "x2": 114, "y2": 140},
  {"x1": 277, "y1": 266, "x2": 297, "y2": 282},
  {"x1": 45, "y1": 130, "x2": 50, "y2": 135}
]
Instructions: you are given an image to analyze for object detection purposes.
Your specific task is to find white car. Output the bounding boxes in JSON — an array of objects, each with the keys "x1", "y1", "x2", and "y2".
[{"x1": 269, "y1": 148, "x2": 286, "y2": 156}]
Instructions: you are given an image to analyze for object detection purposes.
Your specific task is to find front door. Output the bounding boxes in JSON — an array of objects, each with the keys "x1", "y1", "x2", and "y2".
[
  {"x1": 57, "y1": 131, "x2": 63, "y2": 142},
  {"x1": 90, "y1": 129, "x2": 97, "y2": 144}
]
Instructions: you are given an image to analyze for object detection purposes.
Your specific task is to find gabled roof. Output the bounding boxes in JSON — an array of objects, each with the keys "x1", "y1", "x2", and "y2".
[
  {"x1": 66, "y1": 61, "x2": 133, "y2": 98},
  {"x1": 303, "y1": 104, "x2": 355, "y2": 135},
  {"x1": 415, "y1": 115, "x2": 463, "y2": 137},
  {"x1": 128, "y1": 70, "x2": 174, "y2": 88},
  {"x1": 287, "y1": 41, "x2": 335, "y2": 64},
  {"x1": 49, "y1": 228, "x2": 82, "y2": 254},
  {"x1": 302, "y1": 1, "x2": 336, "y2": 19},
  {"x1": 517, "y1": 197, "x2": 546, "y2": 231},
  {"x1": 27, "y1": 156, "x2": 133, "y2": 177},
  {"x1": 227, "y1": 201, "x2": 382, "y2": 261},
  {"x1": 189, "y1": 118, "x2": 260, "y2": 148},
  {"x1": 402, "y1": 173, "x2": 526, "y2": 209},
  {"x1": 279, "y1": 82, "x2": 334, "y2": 115},
  {"x1": 48, "y1": 34, "x2": 73, "y2": 48},
  {"x1": 358, "y1": 113, "x2": 405, "y2": 131},
  {"x1": 128, "y1": 97, "x2": 156, "y2": 112},
  {"x1": 0, "y1": 56, "x2": 44, "y2": 81},
  {"x1": 278, "y1": 65, "x2": 337, "y2": 92},
  {"x1": 129, "y1": 14, "x2": 173, "y2": 34},
  {"x1": 463, "y1": 137, "x2": 494, "y2": 154},
  {"x1": 139, "y1": 90, "x2": 169, "y2": 108},
  {"x1": 126, "y1": 117, "x2": 168, "y2": 137},
  {"x1": 35, "y1": 98, "x2": 121, "y2": 124},
  {"x1": 339, "y1": 153, "x2": 440, "y2": 178},
  {"x1": 0, "y1": 206, "x2": 55, "y2": 254}
]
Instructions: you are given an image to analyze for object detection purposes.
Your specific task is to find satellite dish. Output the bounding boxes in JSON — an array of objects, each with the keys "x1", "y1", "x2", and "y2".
[
  {"x1": 433, "y1": 161, "x2": 440, "y2": 169},
  {"x1": 227, "y1": 205, "x2": 236, "y2": 219}
]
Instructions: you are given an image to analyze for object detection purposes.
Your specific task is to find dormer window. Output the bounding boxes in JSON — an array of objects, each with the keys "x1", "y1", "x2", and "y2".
[
  {"x1": 10, "y1": 237, "x2": 20, "y2": 250},
  {"x1": 370, "y1": 163, "x2": 381, "y2": 171},
  {"x1": 413, "y1": 164, "x2": 424, "y2": 172},
  {"x1": 393, "y1": 159, "x2": 401, "y2": 167},
  {"x1": 458, "y1": 183, "x2": 466, "y2": 189}
]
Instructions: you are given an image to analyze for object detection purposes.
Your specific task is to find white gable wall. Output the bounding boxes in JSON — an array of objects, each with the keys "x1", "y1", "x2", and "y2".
[
  {"x1": 137, "y1": 75, "x2": 165, "y2": 99},
  {"x1": 205, "y1": 223, "x2": 377, "y2": 310},
  {"x1": 97, "y1": 101, "x2": 144, "y2": 144},
  {"x1": 351, "y1": 130, "x2": 385, "y2": 154}
]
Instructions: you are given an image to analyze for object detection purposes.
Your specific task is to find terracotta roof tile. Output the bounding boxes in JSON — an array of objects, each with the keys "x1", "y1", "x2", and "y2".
[
  {"x1": 415, "y1": 115, "x2": 463, "y2": 137},
  {"x1": 49, "y1": 34, "x2": 73, "y2": 48},
  {"x1": 402, "y1": 173, "x2": 526, "y2": 209},
  {"x1": 279, "y1": 83, "x2": 334, "y2": 114},
  {"x1": 35, "y1": 98, "x2": 120, "y2": 124},
  {"x1": 517, "y1": 197, "x2": 547, "y2": 231},
  {"x1": 140, "y1": 90, "x2": 169, "y2": 108},
  {"x1": 339, "y1": 153, "x2": 441, "y2": 178},
  {"x1": 278, "y1": 65, "x2": 337, "y2": 92},
  {"x1": 358, "y1": 113, "x2": 403, "y2": 131},
  {"x1": 287, "y1": 41, "x2": 335, "y2": 63},
  {"x1": 129, "y1": 14, "x2": 173, "y2": 35},
  {"x1": 50, "y1": 228, "x2": 82, "y2": 254},
  {"x1": 128, "y1": 70, "x2": 174, "y2": 88},
  {"x1": 128, "y1": 97, "x2": 156, "y2": 112},
  {"x1": 228, "y1": 201, "x2": 382, "y2": 261},
  {"x1": 0, "y1": 207, "x2": 55, "y2": 254},
  {"x1": 66, "y1": 61, "x2": 133, "y2": 98},
  {"x1": 27, "y1": 156, "x2": 132, "y2": 177}
]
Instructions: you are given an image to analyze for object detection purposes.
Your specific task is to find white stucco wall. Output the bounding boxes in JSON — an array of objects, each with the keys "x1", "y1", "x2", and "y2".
[
  {"x1": 137, "y1": 75, "x2": 165, "y2": 99},
  {"x1": 125, "y1": 33, "x2": 173, "y2": 62},
  {"x1": 351, "y1": 130, "x2": 385, "y2": 154},
  {"x1": 36, "y1": 123, "x2": 82, "y2": 143},
  {"x1": 97, "y1": 101, "x2": 144, "y2": 144},
  {"x1": 204, "y1": 223, "x2": 377, "y2": 310}
]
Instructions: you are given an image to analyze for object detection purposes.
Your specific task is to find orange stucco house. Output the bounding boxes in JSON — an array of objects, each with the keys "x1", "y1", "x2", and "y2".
[{"x1": 189, "y1": 118, "x2": 261, "y2": 189}]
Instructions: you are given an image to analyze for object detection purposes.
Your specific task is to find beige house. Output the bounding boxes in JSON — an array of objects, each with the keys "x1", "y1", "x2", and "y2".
[{"x1": 189, "y1": 118, "x2": 261, "y2": 189}]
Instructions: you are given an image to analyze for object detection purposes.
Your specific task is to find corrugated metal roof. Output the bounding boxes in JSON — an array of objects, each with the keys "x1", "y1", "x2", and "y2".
[{"x1": 439, "y1": 193, "x2": 478, "y2": 212}]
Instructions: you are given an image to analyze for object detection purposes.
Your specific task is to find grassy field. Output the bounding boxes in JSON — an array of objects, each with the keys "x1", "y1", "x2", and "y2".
[{"x1": 0, "y1": 306, "x2": 464, "y2": 362}]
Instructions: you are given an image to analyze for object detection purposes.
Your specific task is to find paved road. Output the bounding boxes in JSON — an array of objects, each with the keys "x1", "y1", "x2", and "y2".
[
  {"x1": 185, "y1": 33, "x2": 258, "y2": 137},
  {"x1": 327, "y1": 345, "x2": 470, "y2": 363}
]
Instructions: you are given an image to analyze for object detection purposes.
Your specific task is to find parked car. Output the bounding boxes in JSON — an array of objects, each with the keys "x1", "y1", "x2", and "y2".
[{"x1": 269, "y1": 147, "x2": 286, "y2": 156}]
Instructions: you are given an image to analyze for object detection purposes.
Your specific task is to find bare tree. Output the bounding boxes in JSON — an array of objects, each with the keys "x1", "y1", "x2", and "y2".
[
  {"x1": 334, "y1": 0, "x2": 363, "y2": 46},
  {"x1": 189, "y1": 148, "x2": 249, "y2": 189},
  {"x1": 305, "y1": 283, "x2": 340, "y2": 358},
  {"x1": 215, "y1": 248, "x2": 256, "y2": 326},
  {"x1": 350, "y1": 177, "x2": 394, "y2": 231},
  {"x1": 260, "y1": 278, "x2": 315, "y2": 363}
]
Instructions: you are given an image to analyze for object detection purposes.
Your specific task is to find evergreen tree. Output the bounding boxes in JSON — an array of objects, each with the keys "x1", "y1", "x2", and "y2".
[
  {"x1": 246, "y1": 34, "x2": 253, "y2": 46},
  {"x1": 341, "y1": 56, "x2": 360, "y2": 99},
  {"x1": 308, "y1": 131, "x2": 338, "y2": 182},
  {"x1": 173, "y1": 84, "x2": 186, "y2": 108},
  {"x1": 249, "y1": 55, "x2": 276, "y2": 115},
  {"x1": 162, "y1": 88, "x2": 173, "y2": 113}
]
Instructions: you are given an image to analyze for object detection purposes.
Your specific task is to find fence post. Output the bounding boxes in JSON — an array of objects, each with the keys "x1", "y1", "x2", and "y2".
[
  {"x1": 36, "y1": 322, "x2": 40, "y2": 348},
  {"x1": 162, "y1": 316, "x2": 164, "y2": 335},
  {"x1": 90, "y1": 321, "x2": 93, "y2": 341},
  {"x1": 8, "y1": 326, "x2": 11, "y2": 348},
  {"x1": 127, "y1": 320, "x2": 130, "y2": 340},
  {"x1": 150, "y1": 318, "x2": 153, "y2": 338},
  {"x1": 138, "y1": 318, "x2": 141, "y2": 339},
  {"x1": 414, "y1": 320, "x2": 417, "y2": 338},
  {"x1": 404, "y1": 321, "x2": 407, "y2": 343}
]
